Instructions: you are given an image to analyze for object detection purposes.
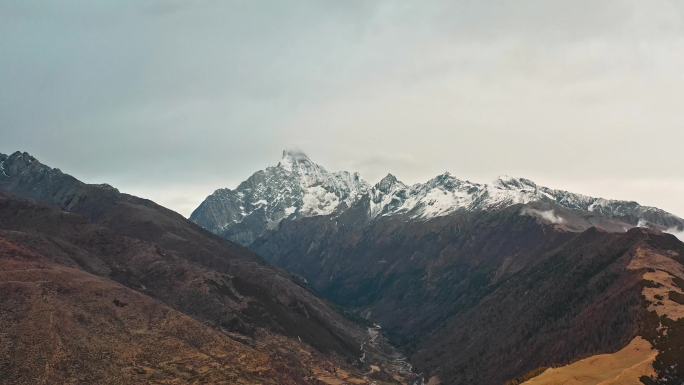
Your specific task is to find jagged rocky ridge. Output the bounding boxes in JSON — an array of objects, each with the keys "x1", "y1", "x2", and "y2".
[
  {"x1": 191, "y1": 150, "x2": 368, "y2": 245},
  {"x1": 191, "y1": 150, "x2": 684, "y2": 245}
]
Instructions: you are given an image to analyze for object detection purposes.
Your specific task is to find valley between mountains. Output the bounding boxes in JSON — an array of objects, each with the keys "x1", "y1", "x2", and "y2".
[
  {"x1": 0, "y1": 152, "x2": 413, "y2": 385},
  {"x1": 192, "y1": 150, "x2": 684, "y2": 385},
  {"x1": 2, "y1": 150, "x2": 684, "y2": 385}
]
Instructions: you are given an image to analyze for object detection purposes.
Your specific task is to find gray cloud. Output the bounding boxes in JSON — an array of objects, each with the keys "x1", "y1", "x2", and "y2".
[
  {"x1": 1, "y1": 1, "x2": 683, "y2": 217},
  {"x1": 665, "y1": 226, "x2": 684, "y2": 242}
]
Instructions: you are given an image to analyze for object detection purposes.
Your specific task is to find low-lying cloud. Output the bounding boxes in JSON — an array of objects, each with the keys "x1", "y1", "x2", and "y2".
[
  {"x1": 521, "y1": 208, "x2": 566, "y2": 225},
  {"x1": 664, "y1": 226, "x2": 684, "y2": 242}
]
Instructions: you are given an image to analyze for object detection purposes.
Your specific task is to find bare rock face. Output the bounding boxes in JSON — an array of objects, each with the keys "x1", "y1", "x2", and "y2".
[{"x1": 190, "y1": 150, "x2": 369, "y2": 244}]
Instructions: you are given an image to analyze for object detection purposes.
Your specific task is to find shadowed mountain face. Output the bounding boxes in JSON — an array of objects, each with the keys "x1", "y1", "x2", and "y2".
[
  {"x1": 0, "y1": 151, "x2": 414, "y2": 385},
  {"x1": 0, "y1": 236, "x2": 339, "y2": 385},
  {"x1": 251, "y1": 207, "x2": 684, "y2": 384},
  {"x1": 193, "y1": 151, "x2": 684, "y2": 385}
]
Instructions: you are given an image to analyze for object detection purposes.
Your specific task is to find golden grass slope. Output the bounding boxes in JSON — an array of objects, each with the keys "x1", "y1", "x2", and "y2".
[
  {"x1": 0, "y1": 239, "x2": 403, "y2": 385},
  {"x1": 523, "y1": 244, "x2": 684, "y2": 385},
  {"x1": 628, "y1": 246, "x2": 684, "y2": 320},
  {"x1": 521, "y1": 336, "x2": 656, "y2": 385}
]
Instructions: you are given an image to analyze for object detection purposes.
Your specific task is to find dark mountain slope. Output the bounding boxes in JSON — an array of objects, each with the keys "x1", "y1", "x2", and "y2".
[
  {"x1": 413, "y1": 228, "x2": 676, "y2": 385},
  {"x1": 0, "y1": 236, "x2": 340, "y2": 385},
  {"x1": 251, "y1": 203, "x2": 684, "y2": 384},
  {"x1": 253, "y1": 206, "x2": 577, "y2": 345},
  {"x1": 0, "y1": 152, "x2": 364, "y2": 357},
  {"x1": 0, "y1": 193, "x2": 358, "y2": 356},
  {"x1": 0, "y1": 152, "x2": 415, "y2": 384}
]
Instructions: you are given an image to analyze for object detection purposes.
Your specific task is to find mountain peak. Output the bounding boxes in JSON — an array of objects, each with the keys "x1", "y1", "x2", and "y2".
[
  {"x1": 0, "y1": 151, "x2": 43, "y2": 178},
  {"x1": 7, "y1": 151, "x2": 37, "y2": 163},
  {"x1": 375, "y1": 173, "x2": 405, "y2": 193},
  {"x1": 493, "y1": 175, "x2": 537, "y2": 190},
  {"x1": 278, "y1": 149, "x2": 315, "y2": 172},
  {"x1": 281, "y1": 148, "x2": 310, "y2": 161},
  {"x1": 428, "y1": 171, "x2": 461, "y2": 187},
  {"x1": 378, "y1": 173, "x2": 398, "y2": 185},
  {"x1": 193, "y1": 149, "x2": 370, "y2": 241}
]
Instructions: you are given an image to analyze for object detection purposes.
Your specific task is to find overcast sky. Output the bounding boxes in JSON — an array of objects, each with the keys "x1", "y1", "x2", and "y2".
[{"x1": 1, "y1": 0, "x2": 683, "y2": 217}]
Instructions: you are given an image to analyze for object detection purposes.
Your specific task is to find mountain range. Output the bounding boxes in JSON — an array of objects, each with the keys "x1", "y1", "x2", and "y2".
[
  {"x1": 2, "y1": 149, "x2": 683, "y2": 385},
  {"x1": 191, "y1": 150, "x2": 684, "y2": 385},
  {"x1": 191, "y1": 150, "x2": 684, "y2": 245}
]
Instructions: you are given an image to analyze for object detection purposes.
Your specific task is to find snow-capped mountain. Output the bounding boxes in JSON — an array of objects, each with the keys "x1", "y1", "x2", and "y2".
[
  {"x1": 365, "y1": 173, "x2": 683, "y2": 231},
  {"x1": 190, "y1": 150, "x2": 368, "y2": 244},
  {"x1": 191, "y1": 150, "x2": 684, "y2": 244}
]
